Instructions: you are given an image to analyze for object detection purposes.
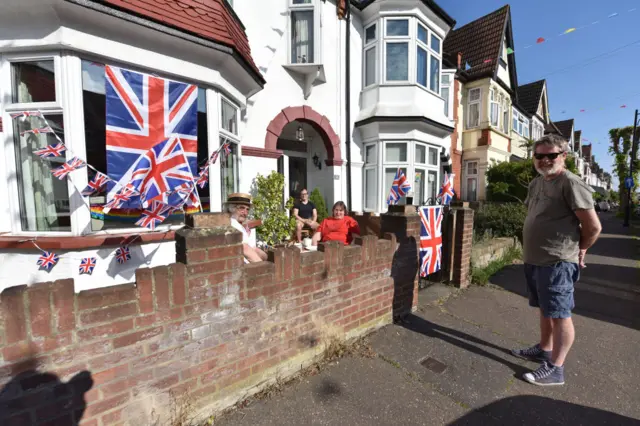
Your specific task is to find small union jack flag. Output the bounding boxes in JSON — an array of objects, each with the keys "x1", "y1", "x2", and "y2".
[
  {"x1": 387, "y1": 168, "x2": 411, "y2": 205},
  {"x1": 196, "y1": 167, "x2": 209, "y2": 189},
  {"x1": 115, "y1": 246, "x2": 131, "y2": 264},
  {"x1": 103, "y1": 184, "x2": 138, "y2": 212},
  {"x1": 33, "y1": 143, "x2": 67, "y2": 158},
  {"x1": 37, "y1": 251, "x2": 59, "y2": 271},
  {"x1": 10, "y1": 111, "x2": 42, "y2": 120},
  {"x1": 81, "y1": 172, "x2": 110, "y2": 196},
  {"x1": 222, "y1": 143, "x2": 232, "y2": 157},
  {"x1": 79, "y1": 257, "x2": 97, "y2": 275},
  {"x1": 437, "y1": 173, "x2": 455, "y2": 206},
  {"x1": 208, "y1": 150, "x2": 220, "y2": 165},
  {"x1": 51, "y1": 157, "x2": 86, "y2": 180},
  {"x1": 135, "y1": 201, "x2": 174, "y2": 230},
  {"x1": 21, "y1": 126, "x2": 54, "y2": 136}
]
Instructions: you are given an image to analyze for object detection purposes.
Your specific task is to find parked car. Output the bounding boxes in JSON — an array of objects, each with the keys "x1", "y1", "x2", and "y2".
[{"x1": 598, "y1": 201, "x2": 611, "y2": 212}]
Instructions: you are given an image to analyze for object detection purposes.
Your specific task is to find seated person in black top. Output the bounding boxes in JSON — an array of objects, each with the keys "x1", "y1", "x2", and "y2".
[{"x1": 292, "y1": 188, "x2": 319, "y2": 242}]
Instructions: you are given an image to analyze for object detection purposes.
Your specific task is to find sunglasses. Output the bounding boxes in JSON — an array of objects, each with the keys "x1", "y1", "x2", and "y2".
[{"x1": 533, "y1": 152, "x2": 564, "y2": 160}]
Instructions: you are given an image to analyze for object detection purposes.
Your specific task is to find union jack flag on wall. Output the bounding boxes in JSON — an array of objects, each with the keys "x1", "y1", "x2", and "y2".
[
  {"x1": 419, "y1": 206, "x2": 443, "y2": 277},
  {"x1": 105, "y1": 65, "x2": 198, "y2": 206},
  {"x1": 437, "y1": 172, "x2": 455, "y2": 205},
  {"x1": 387, "y1": 168, "x2": 411, "y2": 205}
]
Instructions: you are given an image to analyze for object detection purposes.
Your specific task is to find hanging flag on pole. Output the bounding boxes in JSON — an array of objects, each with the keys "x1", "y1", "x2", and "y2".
[
  {"x1": 105, "y1": 65, "x2": 198, "y2": 207},
  {"x1": 387, "y1": 168, "x2": 411, "y2": 205},
  {"x1": 419, "y1": 206, "x2": 443, "y2": 277},
  {"x1": 437, "y1": 173, "x2": 455, "y2": 205}
]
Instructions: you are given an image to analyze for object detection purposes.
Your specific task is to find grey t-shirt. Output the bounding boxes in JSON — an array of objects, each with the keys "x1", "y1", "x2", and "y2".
[{"x1": 523, "y1": 170, "x2": 594, "y2": 266}]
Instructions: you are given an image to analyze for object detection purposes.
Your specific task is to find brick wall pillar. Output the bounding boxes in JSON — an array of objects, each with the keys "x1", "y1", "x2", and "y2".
[
  {"x1": 380, "y1": 211, "x2": 420, "y2": 318},
  {"x1": 451, "y1": 206, "x2": 474, "y2": 288}
]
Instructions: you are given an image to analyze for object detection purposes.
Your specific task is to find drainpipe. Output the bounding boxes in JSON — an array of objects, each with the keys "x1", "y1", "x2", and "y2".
[{"x1": 345, "y1": 2, "x2": 352, "y2": 209}]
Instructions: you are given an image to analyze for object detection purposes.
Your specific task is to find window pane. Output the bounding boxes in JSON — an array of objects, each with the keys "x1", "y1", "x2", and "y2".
[
  {"x1": 415, "y1": 145, "x2": 426, "y2": 164},
  {"x1": 442, "y1": 74, "x2": 450, "y2": 85},
  {"x1": 292, "y1": 0, "x2": 312, "y2": 3},
  {"x1": 12, "y1": 61, "x2": 56, "y2": 103},
  {"x1": 417, "y1": 24, "x2": 428, "y2": 44},
  {"x1": 428, "y1": 147, "x2": 438, "y2": 165},
  {"x1": 365, "y1": 47, "x2": 377, "y2": 86},
  {"x1": 386, "y1": 19, "x2": 409, "y2": 36},
  {"x1": 365, "y1": 168, "x2": 377, "y2": 209},
  {"x1": 365, "y1": 145, "x2": 377, "y2": 164},
  {"x1": 221, "y1": 139, "x2": 239, "y2": 205},
  {"x1": 415, "y1": 169, "x2": 425, "y2": 205},
  {"x1": 427, "y1": 170, "x2": 438, "y2": 201},
  {"x1": 13, "y1": 114, "x2": 70, "y2": 231},
  {"x1": 385, "y1": 167, "x2": 407, "y2": 204},
  {"x1": 417, "y1": 46, "x2": 427, "y2": 87},
  {"x1": 365, "y1": 24, "x2": 377, "y2": 44},
  {"x1": 385, "y1": 143, "x2": 407, "y2": 162},
  {"x1": 468, "y1": 103, "x2": 479, "y2": 128},
  {"x1": 221, "y1": 99, "x2": 237, "y2": 134},
  {"x1": 291, "y1": 10, "x2": 314, "y2": 64},
  {"x1": 386, "y1": 43, "x2": 408, "y2": 81},
  {"x1": 430, "y1": 55, "x2": 440, "y2": 92},
  {"x1": 431, "y1": 34, "x2": 441, "y2": 53},
  {"x1": 196, "y1": 89, "x2": 210, "y2": 210},
  {"x1": 466, "y1": 178, "x2": 477, "y2": 201},
  {"x1": 442, "y1": 87, "x2": 450, "y2": 116}
]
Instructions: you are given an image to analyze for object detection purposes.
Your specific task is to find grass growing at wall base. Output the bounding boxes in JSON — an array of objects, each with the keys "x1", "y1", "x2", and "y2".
[{"x1": 471, "y1": 245, "x2": 523, "y2": 286}]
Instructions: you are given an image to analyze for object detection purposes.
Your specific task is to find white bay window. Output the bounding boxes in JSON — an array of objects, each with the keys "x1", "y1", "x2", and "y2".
[{"x1": 1, "y1": 53, "x2": 238, "y2": 235}]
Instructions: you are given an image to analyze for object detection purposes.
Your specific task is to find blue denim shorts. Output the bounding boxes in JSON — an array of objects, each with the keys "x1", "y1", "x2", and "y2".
[{"x1": 524, "y1": 262, "x2": 580, "y2": 319}]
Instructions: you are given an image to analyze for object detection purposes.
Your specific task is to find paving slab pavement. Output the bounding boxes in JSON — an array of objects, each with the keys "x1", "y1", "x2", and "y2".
[{"x1": 217, "y1": 213, "x2": 640, "y2": 426}]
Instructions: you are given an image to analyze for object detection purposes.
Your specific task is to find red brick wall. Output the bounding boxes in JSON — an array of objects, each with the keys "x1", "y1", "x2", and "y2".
[{"x1": 0, "y1": 228, "x2": 401, "y2": 425}]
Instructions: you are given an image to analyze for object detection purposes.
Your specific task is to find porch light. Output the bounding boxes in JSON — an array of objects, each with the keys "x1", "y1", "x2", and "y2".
[
  {"x1": 313, "y1": 153, "x2": 322, "y2": 170},
  {"x1": 296, "y1": 125, "x2": 305, "y2": 141}
]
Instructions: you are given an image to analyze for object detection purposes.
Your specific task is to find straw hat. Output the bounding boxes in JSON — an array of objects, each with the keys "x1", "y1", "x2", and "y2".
[{"x1": 226, "y1": 192, "x2": 252, "y2": 207}]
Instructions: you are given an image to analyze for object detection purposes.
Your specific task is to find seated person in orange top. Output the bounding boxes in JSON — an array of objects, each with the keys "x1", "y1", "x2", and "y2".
[{"x1": 312, "y1": 201, "x2": 360, "y2": 246}]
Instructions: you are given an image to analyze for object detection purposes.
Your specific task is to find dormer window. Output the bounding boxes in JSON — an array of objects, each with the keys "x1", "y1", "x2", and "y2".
[{"x1": 289, "y1": 0, "x2": 318, "y2": 64}]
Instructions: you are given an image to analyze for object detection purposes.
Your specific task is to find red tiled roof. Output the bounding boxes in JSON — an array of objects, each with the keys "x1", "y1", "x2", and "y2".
[
  {"x1": 443, "y1": 5, "x2": 509, "y2": 81},
  {"x1": 96, "y1": 0, "x2": 263, "y2": 84}
]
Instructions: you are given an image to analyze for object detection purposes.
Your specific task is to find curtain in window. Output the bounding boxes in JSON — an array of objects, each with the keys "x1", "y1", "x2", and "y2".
[
  {"x1": 291, "y1": 11, "x2": 314, "y2": 64},
  {"x1": 442, "y1": 87, "x2": 449, "y2": 116},
  {"x1": 415, "y1": 169, "x2": 425, "y2": 205},
  {"x1": 469, "y1": 103, "x2": 479, "y2": 127},
  {"x1": 429, "y1": 55, "x2": 440, "y2": 93},
  {"x1": 14, "y1": 114, "x2": 68, "y2": 231},
  {"x1": 386, "y1": 43, "x2": 408, "y2": 81}
]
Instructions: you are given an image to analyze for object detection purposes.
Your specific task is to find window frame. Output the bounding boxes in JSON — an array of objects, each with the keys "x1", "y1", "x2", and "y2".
[
  {"x1": 288, "y1": 0, "x2": 319, "y2": 65},
  {"x1": 363, "y1": 21, "x2": 378, "y2": 88},
  {"x1": 0, "y1": 51, "x2": 233, "y2": 237},
  {"x1": 467, "y1": 87, "x2": 481, "y2": 129}
]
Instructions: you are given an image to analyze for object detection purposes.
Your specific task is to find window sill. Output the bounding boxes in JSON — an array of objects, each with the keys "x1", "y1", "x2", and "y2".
[
  {"x1": 0, "y1": 231, "x2": 176, "y2": 250},
  {"x1": 282, "y1": 64, "x2": 326, "y2": 99}
]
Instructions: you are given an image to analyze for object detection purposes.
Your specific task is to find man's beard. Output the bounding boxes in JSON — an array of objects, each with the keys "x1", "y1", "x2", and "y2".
[{"x1": 535, "y1": 163, "x2": 562, "y2": 177}]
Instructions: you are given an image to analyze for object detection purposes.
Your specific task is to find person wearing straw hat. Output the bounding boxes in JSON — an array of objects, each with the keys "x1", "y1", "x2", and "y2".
[{"x1": 226, "y1": 193, "x2": 267, "y2": 263}]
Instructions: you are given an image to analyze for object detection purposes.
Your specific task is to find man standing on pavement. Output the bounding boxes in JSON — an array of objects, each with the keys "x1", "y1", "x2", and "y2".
[
  {"x1": 292, "y1": 188, "x2": 319, "y2": 243},
  {"x1": 512, "y1": 134, "x2": 602, "y2": 386}
]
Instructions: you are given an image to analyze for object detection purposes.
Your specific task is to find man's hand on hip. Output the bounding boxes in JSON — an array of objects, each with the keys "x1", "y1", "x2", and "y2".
[{"x1": 578, "y1": 249, "x2": 587, "y2": 268}]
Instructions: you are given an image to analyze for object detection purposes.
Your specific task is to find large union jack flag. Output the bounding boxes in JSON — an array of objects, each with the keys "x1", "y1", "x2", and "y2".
[
  {"x1": 419, "y1": 206, "x2": 443, "y2": 277},
  {"x1": 387, "y1": 168, "x2": 411, "y2": 205},
  {"x1": 105, "y1": 65, "x2": 198, "y2": 206},
  {"x1": 437, "y1": 172, "x2": 455, "y2": 206},
  {"x1": 128, "y1": 136, "x2": 196, "y2": 207}
]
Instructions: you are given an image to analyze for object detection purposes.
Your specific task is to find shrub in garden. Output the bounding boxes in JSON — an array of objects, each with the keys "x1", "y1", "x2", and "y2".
[
  {"x1": 309, "y1": 188, "x2": 329, "y2": 223},
  {"x1": 474, "y1": 203, "x2": 527, "y2": 242},
  {"x1": 251, "y1": 172, "x2": 295, "y2": 246}
]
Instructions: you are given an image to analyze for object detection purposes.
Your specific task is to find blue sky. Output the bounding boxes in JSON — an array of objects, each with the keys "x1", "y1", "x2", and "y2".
[{"x1": 438, "y1": 0, "x2": 640, "y2": 183}]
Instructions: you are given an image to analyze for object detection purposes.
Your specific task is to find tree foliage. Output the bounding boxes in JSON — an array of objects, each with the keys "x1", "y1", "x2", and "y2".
[
  {"x1": 608, "y1": 126, "x2": 640, "y2": 210},
  {"x1": 309, "y1": 188, "x2": 329, "y2": 223},
  {"x1": 251, "y1": 172, "x2": 295, "y2": 246},
  {"x1": 474, "y1": 203, "x2": 528, "y2": 242},
  {"x1": 519, "y1": 138, "x2": 535, "y2": 159},
  {"x1": 487, "y1": 157, "x2": 579, "y2": 203}
]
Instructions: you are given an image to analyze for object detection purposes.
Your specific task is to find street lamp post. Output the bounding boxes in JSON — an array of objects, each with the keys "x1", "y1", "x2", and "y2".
[{"x1": 623, "y1": 109, "x2": 639, "y2": 227}]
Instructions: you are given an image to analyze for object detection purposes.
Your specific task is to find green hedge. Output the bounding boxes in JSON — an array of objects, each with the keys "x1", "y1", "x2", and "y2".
[{"x1": 474, "y1": 203, "x2": 527, "y2": 242}]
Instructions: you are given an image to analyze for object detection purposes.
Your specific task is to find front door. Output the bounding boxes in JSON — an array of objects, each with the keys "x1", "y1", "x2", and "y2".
[{"x1": 288, "y1": 157, "x2": 307, "y2": 199}]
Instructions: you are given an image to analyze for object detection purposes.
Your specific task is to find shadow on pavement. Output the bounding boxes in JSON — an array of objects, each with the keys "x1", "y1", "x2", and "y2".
[
  {"x1": 491, "y1": 264, "x2": 640, "y2": 331},
  {"x1": 586, "y1": 234, "x2": 639, "y2": 261},
  {"x1": 399, "y1": 314, "x2": 529, "y2": 377},
  {"x1": 448, "y1": 395, "x2": 639, "y2": 426}
]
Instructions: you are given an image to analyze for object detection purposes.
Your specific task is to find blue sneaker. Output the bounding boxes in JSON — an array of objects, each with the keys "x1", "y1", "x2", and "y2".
[
  {"x1": 523, "y1": 361, "x2": 565, "y2": 386},
  {"x1": 511, "y1": 344, "x2": 551, "y2": 363}
]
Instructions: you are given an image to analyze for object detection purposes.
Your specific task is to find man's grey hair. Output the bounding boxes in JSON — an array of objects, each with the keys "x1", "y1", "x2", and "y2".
[
  {"x1": 226, "y1": 204, "x2": 238, "y2": 214},
  {"x1": 533, "y1": 134, "x2": 569, "y2": 153}
]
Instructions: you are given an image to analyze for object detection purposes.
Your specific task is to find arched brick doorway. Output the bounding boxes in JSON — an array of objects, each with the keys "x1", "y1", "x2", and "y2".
[{"x1": 265, "y1": 106, "x2": 343, "y2": 166}]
